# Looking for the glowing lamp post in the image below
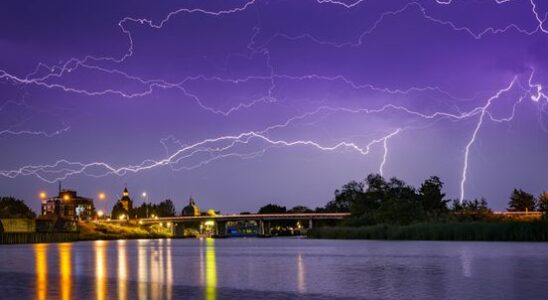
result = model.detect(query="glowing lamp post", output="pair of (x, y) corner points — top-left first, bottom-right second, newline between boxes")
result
(97, 192), (107, 219)
(141, 192), (149, 218)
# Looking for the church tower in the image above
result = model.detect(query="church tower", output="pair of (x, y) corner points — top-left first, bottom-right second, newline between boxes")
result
(119, 187), (133, 212)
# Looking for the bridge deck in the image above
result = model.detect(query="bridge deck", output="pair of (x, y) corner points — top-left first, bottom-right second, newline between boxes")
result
(139, 212), (350, 224)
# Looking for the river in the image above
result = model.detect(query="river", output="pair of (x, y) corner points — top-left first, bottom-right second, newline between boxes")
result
(0, 238), (547, 299)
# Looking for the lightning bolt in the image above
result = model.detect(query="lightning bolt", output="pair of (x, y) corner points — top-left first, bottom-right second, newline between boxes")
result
(0, 0), (546, 206)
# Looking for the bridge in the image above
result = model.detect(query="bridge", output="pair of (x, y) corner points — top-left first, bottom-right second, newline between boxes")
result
(138, 212), (350, 237)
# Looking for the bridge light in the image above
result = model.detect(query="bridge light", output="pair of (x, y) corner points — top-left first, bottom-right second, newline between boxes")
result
(204, 220), (215, 227)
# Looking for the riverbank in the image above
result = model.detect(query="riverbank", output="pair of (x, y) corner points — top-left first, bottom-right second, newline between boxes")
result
(0, 222), (170, 245)
(78, 222), (170, 241)
(307, 221), (548, 241)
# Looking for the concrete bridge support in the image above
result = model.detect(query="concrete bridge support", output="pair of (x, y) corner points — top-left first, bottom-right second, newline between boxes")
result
(257, 220), (272, 237)
(173, 223), (185, 237)
(215, 221), (227, 237)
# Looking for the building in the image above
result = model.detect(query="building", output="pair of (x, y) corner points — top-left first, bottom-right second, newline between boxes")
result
(41, 189), (95, 221)
(181, 197), (200, 216)
(119, 187), (133, 212)
(111, 187), (134, 220)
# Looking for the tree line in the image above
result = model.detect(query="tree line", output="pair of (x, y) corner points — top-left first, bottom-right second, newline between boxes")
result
(316, 174), (548, 226)
(111, 199), (176, 219)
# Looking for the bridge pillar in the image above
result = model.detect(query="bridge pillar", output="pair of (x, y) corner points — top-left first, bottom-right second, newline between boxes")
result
(215, 221), (227, 237)
(308, 219), (313, 229)
(257, 220), (265, 236)
(265, 221), (271, 236)
(173, 223), (185, 237)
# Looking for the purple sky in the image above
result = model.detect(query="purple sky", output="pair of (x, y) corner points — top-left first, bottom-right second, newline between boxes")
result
(0, 0), (547, 213)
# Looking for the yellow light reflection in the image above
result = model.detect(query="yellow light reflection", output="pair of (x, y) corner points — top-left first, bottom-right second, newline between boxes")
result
(117, 240), (128, 300)
(35, 244), (48, 300)
(58, 243), (72, 300)
(150, 242), (160, 300)
(297, 254), (306, 294)
(205, 238), (217, 300)
(138, 240), (148, 300)
(166, 239), (173, 300)
(95, 240), (108, 300)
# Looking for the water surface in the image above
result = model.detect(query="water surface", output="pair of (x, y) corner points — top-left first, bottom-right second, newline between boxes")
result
(1, 238), (548, 299)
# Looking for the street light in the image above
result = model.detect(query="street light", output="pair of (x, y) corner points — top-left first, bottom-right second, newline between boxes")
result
(97, 210), (104, 218)
(141, 192), (149, 218)
(97, 192), (107, 217)
(39, 192), (47, 200)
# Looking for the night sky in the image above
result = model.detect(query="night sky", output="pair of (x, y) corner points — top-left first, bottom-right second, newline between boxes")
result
(0, 0), (547, 213)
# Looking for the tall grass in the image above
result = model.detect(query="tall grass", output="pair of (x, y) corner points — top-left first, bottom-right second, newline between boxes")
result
(307, 221), (548, 241)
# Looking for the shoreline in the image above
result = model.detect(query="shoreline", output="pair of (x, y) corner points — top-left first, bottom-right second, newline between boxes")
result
(307, 221), (548, 242)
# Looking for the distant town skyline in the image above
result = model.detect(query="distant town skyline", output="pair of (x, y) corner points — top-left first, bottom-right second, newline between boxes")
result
(1, 0), (547, 212)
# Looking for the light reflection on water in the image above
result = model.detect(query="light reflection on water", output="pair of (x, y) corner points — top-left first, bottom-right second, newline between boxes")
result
(117, 240), (128, 300)
(204, 238), (217, 300)
(34, 244), (47, 300)
(7, 239), (548, 300)
(95, 240), (107, 300)
(59, 243), (71, 300)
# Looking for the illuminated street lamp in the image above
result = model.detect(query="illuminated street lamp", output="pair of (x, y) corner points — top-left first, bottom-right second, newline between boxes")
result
(141, 192), (149, 218)
(39, 192), (47, 200)
(97, 210), (104, 218)
(97, 192), (107, 217)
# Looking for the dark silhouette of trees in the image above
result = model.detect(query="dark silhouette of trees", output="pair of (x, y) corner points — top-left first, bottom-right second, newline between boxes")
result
(128, 199), (175, 218)
(419, 176), (449, 217)
(452, 198), (492, 221)
(324, 180), (364, 213)
(258, 204), (287, 214)
(321, 173), (501, 225)
(508, 189), (537, 212)
(328, 174), (426, 226)
(157, 199), (176, 217)
(0, 197), (36, 219)
(538, 191), (548, 218)
(376, 177), (423, 225)
(288, 206), (313, 213)
(111, 202), (128, 220)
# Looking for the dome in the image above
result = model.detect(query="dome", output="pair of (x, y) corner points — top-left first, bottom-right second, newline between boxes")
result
(182, 197), (200, 216)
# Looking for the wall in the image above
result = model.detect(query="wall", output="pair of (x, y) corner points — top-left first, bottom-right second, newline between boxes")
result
(0, 218), (36, 233)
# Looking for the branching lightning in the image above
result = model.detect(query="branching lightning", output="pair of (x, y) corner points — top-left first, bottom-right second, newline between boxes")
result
(0, 0), (546, 204)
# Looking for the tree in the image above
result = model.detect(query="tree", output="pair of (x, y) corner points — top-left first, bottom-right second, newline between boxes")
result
(324, 180), (364, 213)
(157, 199), (176, 217)
(538, 191), (548, 218)
(288, 206), (313, 213)
(507, 189), (537, 212)
(452, 198), (492, 221)
(0, 197), (36, 219)
(375, 177), (422, 225)
(111, 202), (127, 220)
(419, 176), (449, 215)
(258, 204), (287, 214)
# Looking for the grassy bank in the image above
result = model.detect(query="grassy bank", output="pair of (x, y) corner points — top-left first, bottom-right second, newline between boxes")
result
(307, 221), (548, 241)
(78, 222), (170, 241)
